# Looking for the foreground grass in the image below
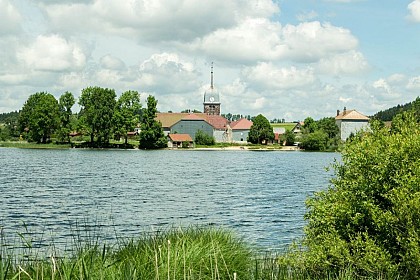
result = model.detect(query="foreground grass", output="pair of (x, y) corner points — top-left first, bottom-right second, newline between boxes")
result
(0, 226), (397, 280)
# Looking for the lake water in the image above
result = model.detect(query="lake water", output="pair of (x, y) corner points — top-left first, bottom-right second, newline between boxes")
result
(0, 147), (338, 254)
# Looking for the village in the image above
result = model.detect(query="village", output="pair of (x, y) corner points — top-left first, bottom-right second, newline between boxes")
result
(159, 67), (370, 149)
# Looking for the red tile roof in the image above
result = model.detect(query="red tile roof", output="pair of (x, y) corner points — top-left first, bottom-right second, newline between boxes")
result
(230, 118), (253, 130)
(205, 115), (229, 130)
(182, 113), (206, 121)
(156, 112), (229, 130)
(168, 134), (193, 142)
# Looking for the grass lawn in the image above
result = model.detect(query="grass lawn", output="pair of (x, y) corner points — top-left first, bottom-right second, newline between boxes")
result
(271, 123), (297, 131)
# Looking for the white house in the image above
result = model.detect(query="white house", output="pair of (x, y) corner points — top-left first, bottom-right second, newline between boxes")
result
(335, 108), (370, 141)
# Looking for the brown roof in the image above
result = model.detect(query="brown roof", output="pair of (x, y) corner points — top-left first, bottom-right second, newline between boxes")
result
(230, 118), (253, 130)
(182, 113), (206, 121)
(156, 113), (187, 128)
(205, 115), (229, 130)
(156, 112), (229, 130)
(335, 109), (369, 121)
(168, 133), (193, 142)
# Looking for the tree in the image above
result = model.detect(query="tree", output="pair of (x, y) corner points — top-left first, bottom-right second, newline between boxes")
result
(290, 111), (420, 278)
(282, 129), (295, 146)
(113, 90), (141, 144)
(18, 92), (60, 143)
(247, 114), (275, 144)
(195, 129), (215, 145)
(79, 87), (116, 146)
(139, 95), (167, 149)
(299, 130), (328, 151)
(317, 117), (339, 139)
(303, 117), (317, 133)
(58, 91), (75, 143)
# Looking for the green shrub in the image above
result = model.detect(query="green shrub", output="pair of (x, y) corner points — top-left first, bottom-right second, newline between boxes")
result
(286, 111), (420, 279)
(195, 129), (215, 145)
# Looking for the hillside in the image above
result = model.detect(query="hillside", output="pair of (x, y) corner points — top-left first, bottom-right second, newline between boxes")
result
(372, 97), (420, 121)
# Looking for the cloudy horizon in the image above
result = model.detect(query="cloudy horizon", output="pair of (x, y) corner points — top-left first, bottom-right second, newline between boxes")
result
(1, 0), (420, 121)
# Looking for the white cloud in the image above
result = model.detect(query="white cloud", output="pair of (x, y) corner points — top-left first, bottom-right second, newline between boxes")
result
(280, 21), (358, 62)
(317, 50), (369, 76)
(100, 54), (126, 70)
(408, 0), (420, 22)
(296, 10), (318, 22)
(407, 76), (420, 90)
(17, 34), (86, 72)
(241, 62), (316, 90)
(138, 53), (200, 94)
(189, 18), (284, 64)
(41, 0), (279, 42)
(0, 0), (22, 36)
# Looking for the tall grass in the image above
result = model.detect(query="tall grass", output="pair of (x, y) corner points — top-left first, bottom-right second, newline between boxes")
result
(0, 226), (400, 280)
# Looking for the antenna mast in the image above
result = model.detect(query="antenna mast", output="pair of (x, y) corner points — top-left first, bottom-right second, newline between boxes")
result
(210, 62), (214, 89)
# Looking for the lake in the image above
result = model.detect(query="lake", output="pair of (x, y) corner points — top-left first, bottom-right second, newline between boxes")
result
(0, 147), (338, 254)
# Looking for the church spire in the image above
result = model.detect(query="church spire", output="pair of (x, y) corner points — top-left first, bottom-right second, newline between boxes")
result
(210, 62), (214, 90)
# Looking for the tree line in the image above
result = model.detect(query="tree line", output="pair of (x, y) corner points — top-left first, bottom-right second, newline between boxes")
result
(8, 87), (166, 148)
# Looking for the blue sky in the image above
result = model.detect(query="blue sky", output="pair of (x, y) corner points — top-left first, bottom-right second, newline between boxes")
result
(1, 0), (420, 121)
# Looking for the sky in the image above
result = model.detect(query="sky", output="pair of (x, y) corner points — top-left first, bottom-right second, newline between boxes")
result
(0, 0), (420, 121)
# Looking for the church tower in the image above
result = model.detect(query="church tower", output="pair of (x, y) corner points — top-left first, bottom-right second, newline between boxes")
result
(203, 62), (221, 115)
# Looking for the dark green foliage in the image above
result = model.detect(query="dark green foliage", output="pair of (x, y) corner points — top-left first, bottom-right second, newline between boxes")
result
(303, 117), (317, 133)
(248, 114), (275, 144)
(287, 111), (420, 279)
(139, 95), (167, 149)
(282, 129), (295, 146)
(113, 90), (141, 144)
(18, 92), (60, 143)
(317, 117), (339, 139)
(195, 129), (215, 145)
(79, 87), (116, 146)
(373, 96), (420, 121)
(57, 91), (75, 143)
(299, 131), (328, 151)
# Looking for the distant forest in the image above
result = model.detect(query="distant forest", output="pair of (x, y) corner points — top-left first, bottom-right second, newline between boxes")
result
(0, 111), (19, 124)
(372, 97), (420, 122)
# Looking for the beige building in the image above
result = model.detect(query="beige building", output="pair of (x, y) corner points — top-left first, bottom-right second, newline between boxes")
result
(335, 108), (370, 141)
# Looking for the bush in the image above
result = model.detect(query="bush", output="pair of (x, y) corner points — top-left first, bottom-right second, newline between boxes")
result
(195, 130), (215, 146)
(286, 111), (420, 279)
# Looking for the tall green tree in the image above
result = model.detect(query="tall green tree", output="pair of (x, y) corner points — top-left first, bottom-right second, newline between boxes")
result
(282, 129), (296, 146)
(58, 91), (75, 143)
(303, 117), (317, 133)
(317, 117), (339, 139)
(113, 90), (141, 144)
(18, 92), (60, 143)
(139, 95), (166, 149)
(247, 114), (274, 144)
(79, 86), (116, 145)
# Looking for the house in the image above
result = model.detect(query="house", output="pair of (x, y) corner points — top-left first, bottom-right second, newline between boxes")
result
(230, 118), (253, 143)
(335, 107), (370, 141)
(167, 133), (194, 148)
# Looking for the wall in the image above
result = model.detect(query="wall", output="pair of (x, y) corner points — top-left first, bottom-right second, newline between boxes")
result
(336, 120), (369, 141)
(171, 120), (214, 140)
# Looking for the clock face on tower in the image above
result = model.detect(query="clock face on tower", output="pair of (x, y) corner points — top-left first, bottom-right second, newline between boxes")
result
(209, 97), (215, 102)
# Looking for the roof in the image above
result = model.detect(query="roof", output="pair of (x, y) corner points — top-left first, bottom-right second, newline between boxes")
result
(205, 115), (229, 130)
(156, 112), (229, 129)
(335, 109), (370, 121)
(182, 113), (206, 121)
(230, 118), (253, 130)
(168, 133), (193, 142)
(156, 113), (186, 128)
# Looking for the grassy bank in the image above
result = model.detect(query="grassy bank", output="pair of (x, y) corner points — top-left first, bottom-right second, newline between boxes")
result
(0, 141), (72, 149)
(0, 226), (390, 280)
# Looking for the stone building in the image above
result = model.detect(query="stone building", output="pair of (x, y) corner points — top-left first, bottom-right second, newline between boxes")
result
(335, 107), (370, 141)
